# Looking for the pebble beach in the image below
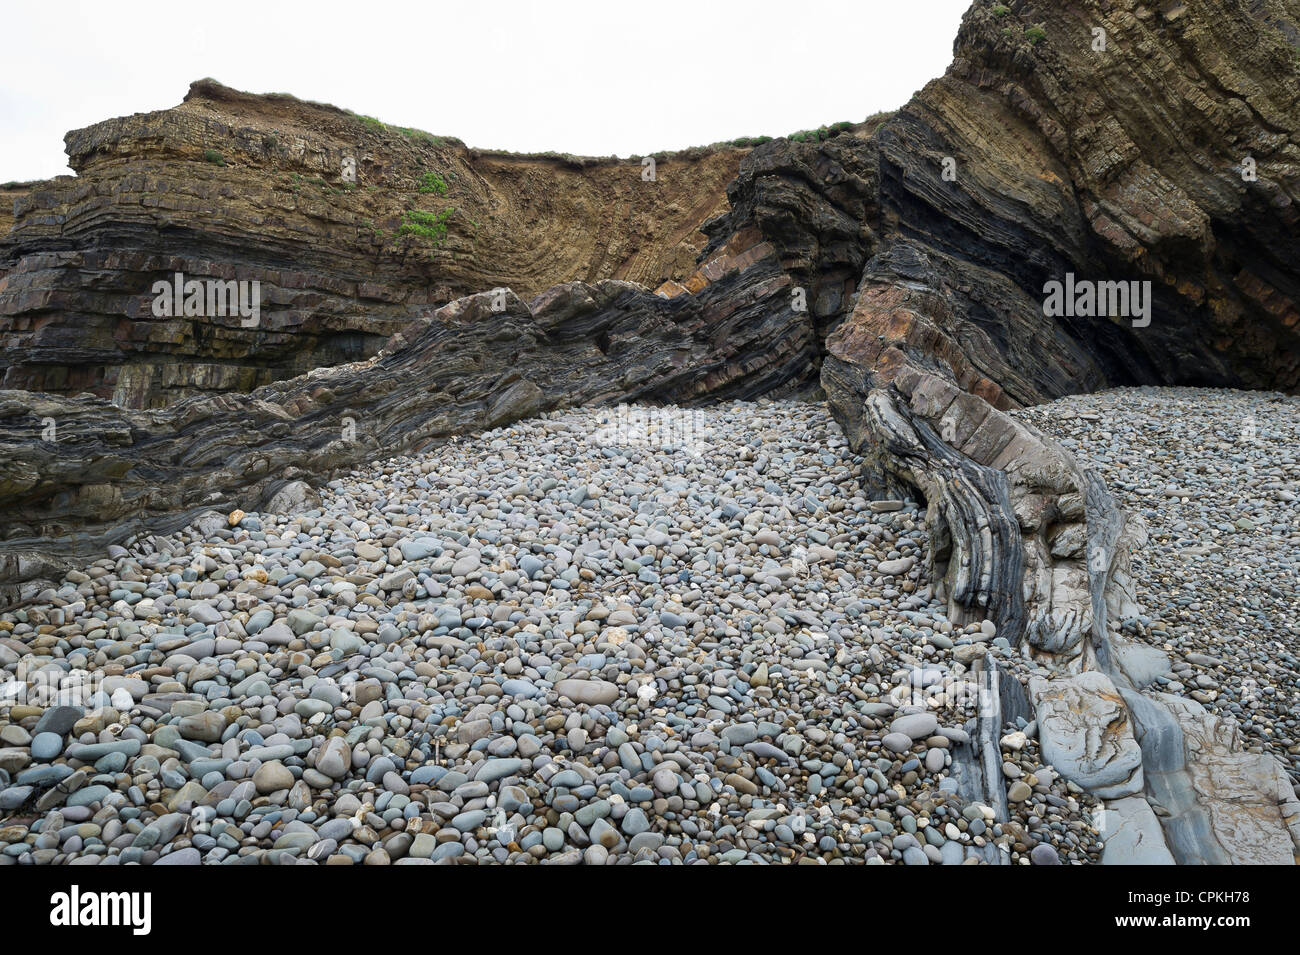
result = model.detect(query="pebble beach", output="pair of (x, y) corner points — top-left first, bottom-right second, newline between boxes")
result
(0, 400), (1103, 865)
(1017, 387), (1300, 787)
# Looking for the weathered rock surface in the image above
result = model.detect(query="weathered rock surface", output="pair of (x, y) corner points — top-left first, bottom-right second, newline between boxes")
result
(1098, 796), (1176, 866)
(815, 0), (1300, 865)
(822, 0), (1300, 651)
(0, 0), (1297, 865)
(868, 0), (1300, 404)
(0, 263), (813, 606)
(1029, 670), (1145, 800)
(1, 79), (747, 407)
(1126, 689), (1300, 865)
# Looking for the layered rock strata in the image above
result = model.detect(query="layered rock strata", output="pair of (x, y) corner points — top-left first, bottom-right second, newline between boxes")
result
(0, 253), (810, 607)
(1, 0), (1298, 862)
(819, 0), (1300, 863)
(0, 80), (746, 407)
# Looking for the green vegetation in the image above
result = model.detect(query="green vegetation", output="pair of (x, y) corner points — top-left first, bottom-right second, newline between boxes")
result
(418, 171), (448, 196)
(398, 208), (454, 245)
(291, 173), (329, 190)
(346, 110), (444, 147)
(1025, 25), (1046, 44)
(860, 110), (895, 134)
(202, 149), (226, 166)
(725, 114), (893, 150)
(992, 4), (1010, 17)
(396, 127), (441, 146)
(788, 120), (854, 143)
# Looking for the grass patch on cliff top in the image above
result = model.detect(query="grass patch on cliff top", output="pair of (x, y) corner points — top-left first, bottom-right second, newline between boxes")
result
(715, 112), (895, 152)
(346, 110), (450, 147)
(788, 120), (855, 143)
(728, 135), (774, 148)
(860, 110), (895, 134)
(396, 127), (442, 146)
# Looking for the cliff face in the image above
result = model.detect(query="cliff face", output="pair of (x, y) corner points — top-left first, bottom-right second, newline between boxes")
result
(823, 0), (1300, 666)
(2, 0), (1297, 601)
(813, 0), (1300, 866)
(15, 1), (1292, 417)
(842, 0), (1300, 414)
(1, 0), (1299, 865)
(0, 80), (746, 407)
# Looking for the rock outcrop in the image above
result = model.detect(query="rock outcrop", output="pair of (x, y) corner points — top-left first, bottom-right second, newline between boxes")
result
(816, 0), (1300, 864)
(0, 80), (747, 407)
(0, 252), (812, 607)
(0, 0), (1298, 863)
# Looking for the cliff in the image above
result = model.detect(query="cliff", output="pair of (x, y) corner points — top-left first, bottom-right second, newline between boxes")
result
(0, 79), (747, 407)
(1, 0), (1298, 864)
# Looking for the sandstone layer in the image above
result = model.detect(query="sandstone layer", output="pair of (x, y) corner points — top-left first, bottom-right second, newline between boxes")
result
(0, 79), (746, 407)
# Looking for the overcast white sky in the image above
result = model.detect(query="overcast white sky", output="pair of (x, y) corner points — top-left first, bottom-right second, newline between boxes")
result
(1, 0), (971, 183)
